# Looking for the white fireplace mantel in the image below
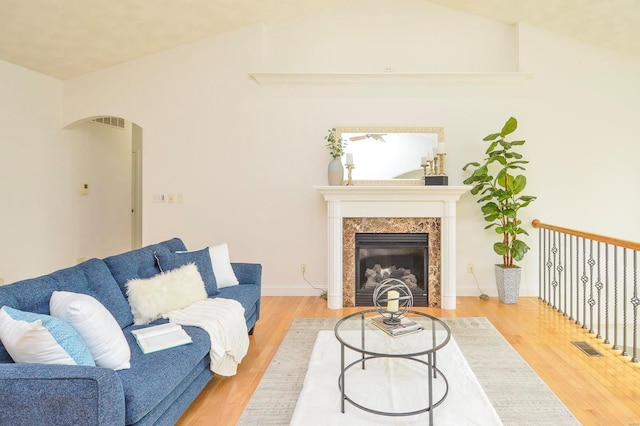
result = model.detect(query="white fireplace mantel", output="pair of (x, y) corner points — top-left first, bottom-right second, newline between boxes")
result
(315, 185), (470, 310)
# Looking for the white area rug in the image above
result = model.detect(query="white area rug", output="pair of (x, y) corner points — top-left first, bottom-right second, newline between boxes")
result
(290, 330), (502, 425)
(238, 317), (580, 425)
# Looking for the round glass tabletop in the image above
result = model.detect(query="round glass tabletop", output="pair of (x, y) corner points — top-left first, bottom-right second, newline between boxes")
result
(334, 309), (451, 357)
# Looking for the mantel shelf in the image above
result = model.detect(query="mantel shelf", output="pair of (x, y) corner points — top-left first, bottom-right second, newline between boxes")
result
(249, 72), (533, 85)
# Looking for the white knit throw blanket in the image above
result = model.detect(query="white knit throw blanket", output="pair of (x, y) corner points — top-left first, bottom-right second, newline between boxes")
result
(163, 298), (249, 376)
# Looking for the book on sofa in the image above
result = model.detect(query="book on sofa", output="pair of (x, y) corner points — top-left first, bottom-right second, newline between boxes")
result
(131, 322), (192, 354)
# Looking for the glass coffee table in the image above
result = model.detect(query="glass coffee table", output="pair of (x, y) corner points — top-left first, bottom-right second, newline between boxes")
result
(334, 309), (451, 425)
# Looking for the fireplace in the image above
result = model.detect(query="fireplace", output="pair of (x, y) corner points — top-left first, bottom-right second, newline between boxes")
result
(355, 233), (428, 306)
(316, 185), (469, 309)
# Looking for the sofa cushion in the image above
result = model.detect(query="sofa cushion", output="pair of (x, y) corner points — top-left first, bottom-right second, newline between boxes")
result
(104, 238), (188, 297)
(126, 264), (208, 325)
(216, 284), (261, 323)
(49, 291), (131, 370)
(209, 244), (239, 289)
(155, 248), (220, 296)
(119, 322), (211, 424)
(0, 306), (95, 366)
(0, 258), (134, 363)
(51, 259), (134, 328)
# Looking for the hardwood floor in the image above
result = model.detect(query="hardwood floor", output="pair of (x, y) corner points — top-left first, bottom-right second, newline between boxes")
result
(176, 296), (640, 426)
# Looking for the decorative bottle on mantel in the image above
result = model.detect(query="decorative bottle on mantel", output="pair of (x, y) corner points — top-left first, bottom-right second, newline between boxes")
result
(324, 128), (347, 186)
(327, 158), (344, 186)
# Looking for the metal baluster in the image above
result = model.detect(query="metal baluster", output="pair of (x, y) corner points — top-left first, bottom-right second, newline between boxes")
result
(576, 236), (581, 326)
(604, 244), (610, 345)
(613, 247), (619, 350)
(538, 226), (543, 300)
(557, 232), (564, 314)
(547, 229), (553, 306)
(569, 235), (574, 321)
(563, 233), (568, 316)
(595, 242), (603, 339)
(552, 230), (558, 309)
(632, 251), (639, 362)
(623, 248), (628, 356)
(582, 238), (589, 329)
(587, 240), (595, 334)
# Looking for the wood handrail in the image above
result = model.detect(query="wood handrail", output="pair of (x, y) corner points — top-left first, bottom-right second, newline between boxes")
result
(531, 219), (640, 252)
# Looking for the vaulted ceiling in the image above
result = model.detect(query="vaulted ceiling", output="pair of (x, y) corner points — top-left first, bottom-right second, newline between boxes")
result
(1, 0), (638, 80)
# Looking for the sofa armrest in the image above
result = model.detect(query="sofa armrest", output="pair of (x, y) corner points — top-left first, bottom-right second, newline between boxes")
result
(231, 263), (262, 287)
(0, 363), (125, 426)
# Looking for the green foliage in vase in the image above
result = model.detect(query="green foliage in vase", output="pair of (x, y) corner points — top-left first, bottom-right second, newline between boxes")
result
(462, 117), (537, 267)
(324, 128), (347, 159)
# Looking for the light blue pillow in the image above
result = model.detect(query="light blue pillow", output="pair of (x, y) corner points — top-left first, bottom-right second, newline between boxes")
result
(0, 306), (95, 366)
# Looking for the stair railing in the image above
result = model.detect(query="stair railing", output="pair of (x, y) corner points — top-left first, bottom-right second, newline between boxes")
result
(532, 219), (640, 362)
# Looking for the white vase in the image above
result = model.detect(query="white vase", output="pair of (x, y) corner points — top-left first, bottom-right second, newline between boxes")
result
(327, 158), (344, 186)
(495, 264), (521, 304)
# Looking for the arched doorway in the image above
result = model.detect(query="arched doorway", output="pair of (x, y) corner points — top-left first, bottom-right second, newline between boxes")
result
(65, 116), (142, 256)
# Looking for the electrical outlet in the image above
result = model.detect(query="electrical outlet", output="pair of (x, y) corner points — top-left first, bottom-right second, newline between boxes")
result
(301, 264), (306, 274)
(467, 263), (474, 273)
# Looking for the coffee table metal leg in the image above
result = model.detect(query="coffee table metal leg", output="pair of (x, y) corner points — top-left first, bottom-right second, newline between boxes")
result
(360, 313), (366, 370)
(340, 343), (345, 413)
(428, 352), (434, 425)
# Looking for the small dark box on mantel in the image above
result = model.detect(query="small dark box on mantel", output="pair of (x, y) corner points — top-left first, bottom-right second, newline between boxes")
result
(424, 175), (448, 186)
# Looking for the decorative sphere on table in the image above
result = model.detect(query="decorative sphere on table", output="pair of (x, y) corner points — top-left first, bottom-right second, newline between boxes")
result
(372, 278), (413, 324)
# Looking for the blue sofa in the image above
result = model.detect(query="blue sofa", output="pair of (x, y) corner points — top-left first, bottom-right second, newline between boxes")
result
(0, 238), (261, 425)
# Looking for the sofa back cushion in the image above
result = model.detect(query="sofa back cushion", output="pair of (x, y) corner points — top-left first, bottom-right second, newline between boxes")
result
(103, 238), (188, 297)
(0, 258), (133, 363)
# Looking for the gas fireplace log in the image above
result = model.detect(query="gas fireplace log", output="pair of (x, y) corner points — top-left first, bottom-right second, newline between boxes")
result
(363, 264), (419, 290)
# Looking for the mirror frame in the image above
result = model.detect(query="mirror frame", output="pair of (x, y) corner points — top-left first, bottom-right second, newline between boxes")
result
(335, 126), (444, 185)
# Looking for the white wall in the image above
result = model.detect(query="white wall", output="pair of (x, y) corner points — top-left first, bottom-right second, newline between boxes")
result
(0, 60), (133, 284)
(57, 0), (640, 300)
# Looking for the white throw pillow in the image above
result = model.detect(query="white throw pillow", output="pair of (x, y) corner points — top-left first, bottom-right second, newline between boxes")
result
(209, 243), (239, 289)
(126, 263), (208, 325)
(50, 291), (131, 370)
(0, 306), (95, 366)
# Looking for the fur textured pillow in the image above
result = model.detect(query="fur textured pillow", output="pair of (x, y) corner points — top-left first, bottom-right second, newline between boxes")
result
(126, 263), (207, 325)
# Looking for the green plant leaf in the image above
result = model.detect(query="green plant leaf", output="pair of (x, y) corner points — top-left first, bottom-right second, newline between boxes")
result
(462, 161), (480, 171)
(494, 242), (510, 256)
(483, 132), (501, 141)
(511, 140), (525, 145)
(484, 141), (498, 154)
(503, 208), (516, 218)
(512, 175), (526, 194)
(500, 117), (517, 136)
(481, 202), (499, 214)
(511, 239), (530, 261)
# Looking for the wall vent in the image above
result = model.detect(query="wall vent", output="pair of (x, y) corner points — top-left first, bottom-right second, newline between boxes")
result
(91, 116), (125, 129)
(571, 341), (603, 357)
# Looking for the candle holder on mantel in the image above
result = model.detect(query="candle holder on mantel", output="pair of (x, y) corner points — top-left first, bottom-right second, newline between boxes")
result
(345, 164), (355, 186)
(437, 152), (446, 176)
(373, 278), (413, 324)
(425, 153), (448, 185)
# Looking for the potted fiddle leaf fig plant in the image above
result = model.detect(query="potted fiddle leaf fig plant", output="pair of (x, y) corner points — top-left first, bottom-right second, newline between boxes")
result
(462, 117), (536, 303)
(325, 128), (347, 186)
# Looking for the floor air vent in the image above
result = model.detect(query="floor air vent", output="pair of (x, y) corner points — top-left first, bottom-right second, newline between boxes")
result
(571, 341), (603, 357)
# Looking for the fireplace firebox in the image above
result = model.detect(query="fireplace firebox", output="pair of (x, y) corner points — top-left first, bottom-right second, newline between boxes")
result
(354, 233), (428, 307)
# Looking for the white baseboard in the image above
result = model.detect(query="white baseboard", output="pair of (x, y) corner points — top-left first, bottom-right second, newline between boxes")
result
(457, 282), (539, 298)
(261, 283), (538, 298)
(261, 283), (327, 297)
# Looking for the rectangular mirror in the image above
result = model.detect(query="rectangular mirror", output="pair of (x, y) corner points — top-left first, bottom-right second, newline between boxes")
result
(336, 127), (444, 183)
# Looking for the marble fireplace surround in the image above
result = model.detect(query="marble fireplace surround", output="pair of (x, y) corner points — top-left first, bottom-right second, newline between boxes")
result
(316, 186), (469, 310)
(343, 217), (441, 307)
